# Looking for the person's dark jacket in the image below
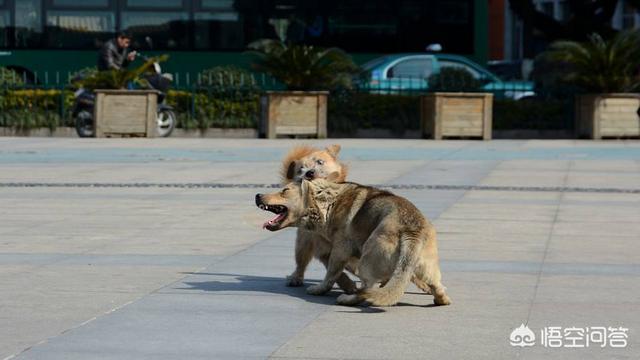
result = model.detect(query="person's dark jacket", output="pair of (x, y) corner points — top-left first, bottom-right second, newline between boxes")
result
(97, 39), (131, 71)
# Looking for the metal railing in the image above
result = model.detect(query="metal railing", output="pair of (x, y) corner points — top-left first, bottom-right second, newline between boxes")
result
(0, 70), (576, 135)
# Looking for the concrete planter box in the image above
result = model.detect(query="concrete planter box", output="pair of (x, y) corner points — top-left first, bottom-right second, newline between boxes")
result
(421, 92), (493, 140)
(94, 90), (158, 138)
(575, 94), (640, 139)
(259, 91), (328, 139)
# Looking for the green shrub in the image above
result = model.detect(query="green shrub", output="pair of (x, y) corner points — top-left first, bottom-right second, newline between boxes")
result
(329, 91), (420, 135)
(0, 67), (25, 86)
(0, 109), (63, 130)
(0, 89), (74, 129)
(247, 39), (359, 90)
(73, 55), (168, 90)
(544, 30), (640, 93)
(167, 89), (259, 130)
(427, 67), (482, 92)
(493, 98), (568, 130)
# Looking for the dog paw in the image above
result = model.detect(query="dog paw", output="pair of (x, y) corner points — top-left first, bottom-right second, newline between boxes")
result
(306, 284), (328, 295)
(286, 275), (304, 287)
(434, 295), (452, 306)
(337, 294), (360, 306)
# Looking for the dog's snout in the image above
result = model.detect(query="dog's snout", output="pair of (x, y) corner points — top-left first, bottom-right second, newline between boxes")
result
(255, 194), (263, 206)
(305, 169), (315, 179)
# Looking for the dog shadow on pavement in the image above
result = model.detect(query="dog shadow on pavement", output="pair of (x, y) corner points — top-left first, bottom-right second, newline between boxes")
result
(178, 272), (346, 306)
(177, 272), (434, 313)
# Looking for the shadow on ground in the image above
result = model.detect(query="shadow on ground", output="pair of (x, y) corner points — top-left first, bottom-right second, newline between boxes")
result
(178, 272), (348, 306)
(177, 272), (434, 312)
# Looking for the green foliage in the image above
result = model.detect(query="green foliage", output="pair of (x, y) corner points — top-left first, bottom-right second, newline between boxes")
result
(0, 67), (25, 86)
(427, 67), (482, 92)
(73, 55), (169, 90)
(0, 89), (74, 130)
(329, 91), (420, 135)
(197, 66), (258, 89)
(544, 30), (640, 93)
(493, 98), (568, 130)
(167, 90), (259, 130)
(247, 39), (359, 90)
(69, 67), (98, 88)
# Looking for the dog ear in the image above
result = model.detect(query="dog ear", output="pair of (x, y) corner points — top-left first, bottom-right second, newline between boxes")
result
(286, 161), (297, 181)
(325, 144), (341, 158)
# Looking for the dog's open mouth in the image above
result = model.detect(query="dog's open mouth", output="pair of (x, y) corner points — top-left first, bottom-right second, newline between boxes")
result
(259, 204), (288, 230)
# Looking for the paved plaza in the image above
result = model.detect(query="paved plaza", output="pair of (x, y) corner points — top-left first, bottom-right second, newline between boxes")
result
(0, 138), (639, 359)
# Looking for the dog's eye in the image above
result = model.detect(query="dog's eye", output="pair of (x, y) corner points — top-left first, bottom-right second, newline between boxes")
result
(316, 159), (324, 165)
(282, 188), (289, 194)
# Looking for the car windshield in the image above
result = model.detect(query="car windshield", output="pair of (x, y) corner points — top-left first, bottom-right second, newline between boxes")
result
(361, 57), (389, 71)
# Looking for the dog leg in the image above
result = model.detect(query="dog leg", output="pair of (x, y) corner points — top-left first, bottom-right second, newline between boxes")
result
(415, 262), (451, 306)
(317, 253), (357, 295)
(307, 247), (350, 296)
(286, 229), (315, 287)
(411, 275), (432, 295)
(337, 275), (376, 306)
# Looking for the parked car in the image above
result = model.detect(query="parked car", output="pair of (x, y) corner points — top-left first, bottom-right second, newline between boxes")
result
(359, 54), (535, 100)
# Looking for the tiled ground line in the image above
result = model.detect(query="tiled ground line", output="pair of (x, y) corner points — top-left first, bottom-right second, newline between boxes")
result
(0, 182), (638, 194)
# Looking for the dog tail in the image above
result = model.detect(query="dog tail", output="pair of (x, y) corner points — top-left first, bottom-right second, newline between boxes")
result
(359, 234), (423, 306)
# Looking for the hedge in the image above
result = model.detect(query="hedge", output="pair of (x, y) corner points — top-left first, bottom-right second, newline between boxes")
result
(493, 98), (570, 130)
(0, 86), (571, 133)
(0, 89), (74, 129)
(328, 91), (421, 135)
(167, 89), (259, 130)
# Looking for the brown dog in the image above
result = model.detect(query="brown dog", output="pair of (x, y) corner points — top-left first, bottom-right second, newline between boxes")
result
(277, 145), (355, 293)
(256, 179), (451, 306)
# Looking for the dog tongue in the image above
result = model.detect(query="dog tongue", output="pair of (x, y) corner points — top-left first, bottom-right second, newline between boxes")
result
(262, 212), (286, 229)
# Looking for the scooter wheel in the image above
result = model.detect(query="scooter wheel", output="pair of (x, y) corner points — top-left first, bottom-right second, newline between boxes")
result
(75, 110), (95, 138)
(156, 109), (176, 137)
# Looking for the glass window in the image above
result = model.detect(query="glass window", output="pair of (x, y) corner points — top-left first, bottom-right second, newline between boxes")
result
(15, 0), (42, 48)
(121, 12), (188, 49)
(435, 0), (470, 24)
(541, 2), (554, 17)
(438, 60), (481, 78)
(388, 58), (433, 79)
(0, 11), (9, 48)
(194, 12), (243, 50)
(622, 2), (637, 29)
(201, 0), (234, 9)
(126, 0), (182, 8)
(45, 11), (115, 48)
(52, 0), (109, 7)
(362, 57), (389, 72)
(558, 2), (570, 21)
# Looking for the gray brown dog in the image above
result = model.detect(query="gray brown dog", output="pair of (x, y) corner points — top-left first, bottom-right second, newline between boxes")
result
(256, 179), (451, 306)
(277, 145), (355, 293)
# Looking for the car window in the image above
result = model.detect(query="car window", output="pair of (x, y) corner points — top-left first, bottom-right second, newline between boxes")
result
(438, 60), (482, 79)
(387, 58), (432, 79)
(362, 57), (388, 71)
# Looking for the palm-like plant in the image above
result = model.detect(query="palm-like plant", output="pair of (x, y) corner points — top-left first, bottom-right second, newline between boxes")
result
(74, 55), (169, 91)
(544, 30), (640, 93)
(247, 39), (359, 91)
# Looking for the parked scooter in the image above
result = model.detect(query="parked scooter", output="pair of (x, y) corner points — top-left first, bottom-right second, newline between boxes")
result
(73, 54), (176, 138)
